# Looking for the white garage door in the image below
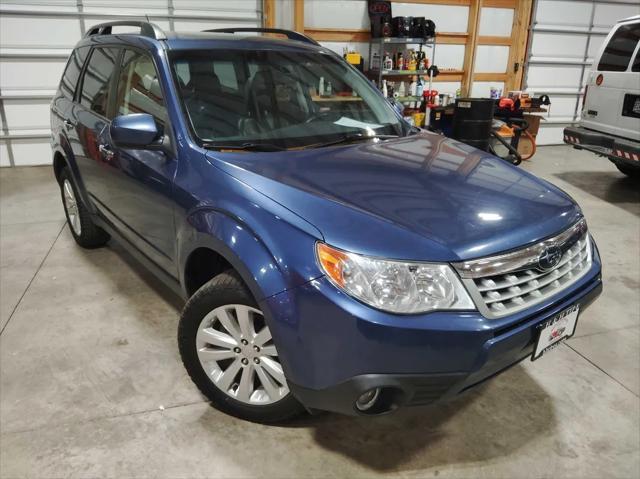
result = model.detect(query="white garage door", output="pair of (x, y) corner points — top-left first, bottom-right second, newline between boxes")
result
(0, 0), (262, 167)
(524, 0), (640, 145)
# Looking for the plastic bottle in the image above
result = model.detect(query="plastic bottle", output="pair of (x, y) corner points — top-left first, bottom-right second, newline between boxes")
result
(383, 52), (393, 70)
(326, 81), (333, 96)
(318, 77), (325, 96)
(409, 51), (417, 71)
(409, 78), (417, 96)
(398, 81), (406, 97)
(416, 77), (424, 97)
(382, 80), (388, 98)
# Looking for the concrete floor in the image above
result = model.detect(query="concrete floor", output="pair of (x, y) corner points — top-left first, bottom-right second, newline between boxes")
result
(0, 146), (638, 478)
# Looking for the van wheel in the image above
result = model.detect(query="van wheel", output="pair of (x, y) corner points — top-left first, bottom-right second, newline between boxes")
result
(178, 270), (304, 423)
(59, 167), (110, 248)
(616, 163), (639, 178)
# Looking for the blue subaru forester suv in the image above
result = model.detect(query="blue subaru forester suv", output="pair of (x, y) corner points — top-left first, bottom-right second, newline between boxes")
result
(50, 22), (602, 422)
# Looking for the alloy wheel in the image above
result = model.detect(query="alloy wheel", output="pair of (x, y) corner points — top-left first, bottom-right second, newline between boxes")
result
(62, 179), (81, 235)
(196, 304), (289, 405)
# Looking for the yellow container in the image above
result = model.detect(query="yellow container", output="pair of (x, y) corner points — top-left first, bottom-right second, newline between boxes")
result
(413, 112), (426, 127)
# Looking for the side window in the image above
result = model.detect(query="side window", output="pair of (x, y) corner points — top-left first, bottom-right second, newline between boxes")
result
(80, 47), (120, 117)
(633, 49), (640, 72)
(60, 46), (90, 99)
(598, 23), (640, 72)
(115, 49), (168, 126)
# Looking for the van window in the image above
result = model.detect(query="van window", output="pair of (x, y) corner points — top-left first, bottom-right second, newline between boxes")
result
(597, 23), (640, 72)
(79, 47), (120, 117)
(633, 49), (640, 72)
(60, 47), (90, 99)
(115, 49), (168, 126)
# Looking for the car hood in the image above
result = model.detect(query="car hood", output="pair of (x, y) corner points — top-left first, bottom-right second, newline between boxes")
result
(207, 133), (582, 262)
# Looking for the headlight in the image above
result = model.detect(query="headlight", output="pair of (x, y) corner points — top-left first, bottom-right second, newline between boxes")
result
(316, 243), (475, 314)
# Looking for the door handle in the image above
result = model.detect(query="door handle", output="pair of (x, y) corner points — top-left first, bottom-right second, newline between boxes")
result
(98, 144), (115, 160)
(63, 119), (76, 129)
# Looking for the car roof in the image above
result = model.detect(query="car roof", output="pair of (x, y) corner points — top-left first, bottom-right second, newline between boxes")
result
(162, 31), (324, 52)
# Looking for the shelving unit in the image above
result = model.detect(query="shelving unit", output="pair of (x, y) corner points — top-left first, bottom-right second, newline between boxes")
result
(367, 36), (436, 104)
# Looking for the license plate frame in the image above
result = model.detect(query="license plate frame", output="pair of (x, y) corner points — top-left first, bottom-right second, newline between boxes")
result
(532, 304), (580, 361)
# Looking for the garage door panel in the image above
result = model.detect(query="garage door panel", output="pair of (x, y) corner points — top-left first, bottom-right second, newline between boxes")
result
(5, 140), (52, 166)
(0, 59), (67, 90)
(0, 143), (11, 167)
(534, 1), (593, 26)
(2, 100), (52, 131)
(1, 15), (81, 47)
(527, 65), (584, 89)
(531, 33), (588, 59)
(544, 96), (579, 118)
(593, 3), (640, 29)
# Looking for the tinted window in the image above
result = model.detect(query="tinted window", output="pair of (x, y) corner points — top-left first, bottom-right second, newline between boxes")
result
(60, 47), (90, 99)
(80, 47), (120, 117)
(633, 49), (640, 72)
(115, 50), (168, 125)
(598, 23), (640, 72)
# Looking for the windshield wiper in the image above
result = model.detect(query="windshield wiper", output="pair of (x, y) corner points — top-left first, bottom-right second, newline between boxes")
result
(202, 142), (286, 152)
(311, 133), (399, 149)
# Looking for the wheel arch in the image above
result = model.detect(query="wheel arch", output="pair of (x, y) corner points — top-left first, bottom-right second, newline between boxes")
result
(178, 208), (293, 302)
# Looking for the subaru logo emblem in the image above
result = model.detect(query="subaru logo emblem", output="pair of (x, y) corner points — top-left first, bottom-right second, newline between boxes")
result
(537, 246), (562, 271)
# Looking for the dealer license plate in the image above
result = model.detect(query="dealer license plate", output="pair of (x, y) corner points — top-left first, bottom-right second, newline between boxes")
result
(532, 305), (579, 360)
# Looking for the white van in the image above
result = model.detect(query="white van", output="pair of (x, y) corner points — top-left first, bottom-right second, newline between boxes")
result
(564, 15), (640, 178)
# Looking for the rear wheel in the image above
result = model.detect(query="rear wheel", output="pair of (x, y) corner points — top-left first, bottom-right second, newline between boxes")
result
(178, 270), (304, 423)
(59, 167), (110, 248)
(615, 163), (640, 178)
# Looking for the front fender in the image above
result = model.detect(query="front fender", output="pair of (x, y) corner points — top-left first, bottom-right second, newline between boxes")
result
(177, 208), (323, 301)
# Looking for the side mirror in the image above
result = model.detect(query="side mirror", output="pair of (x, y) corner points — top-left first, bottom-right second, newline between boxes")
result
(110, 113), (162, 149)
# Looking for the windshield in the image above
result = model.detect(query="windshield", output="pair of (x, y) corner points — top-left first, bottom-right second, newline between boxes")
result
(169, 48), (406, 149)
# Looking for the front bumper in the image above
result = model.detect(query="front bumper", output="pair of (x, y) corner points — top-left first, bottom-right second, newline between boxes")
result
(564, 126), (640, 169)
(260, 246), (603, 416)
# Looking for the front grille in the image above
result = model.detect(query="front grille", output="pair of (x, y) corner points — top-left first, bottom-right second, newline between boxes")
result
(453, 220), (593, 319)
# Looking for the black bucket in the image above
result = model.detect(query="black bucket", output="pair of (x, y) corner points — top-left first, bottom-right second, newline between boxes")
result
(452, 98), (495, 151)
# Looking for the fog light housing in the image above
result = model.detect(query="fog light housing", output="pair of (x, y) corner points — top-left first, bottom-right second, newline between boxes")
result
(355, 388), (381, 411)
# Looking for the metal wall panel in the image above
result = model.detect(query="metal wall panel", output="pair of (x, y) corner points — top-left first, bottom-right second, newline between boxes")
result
(0, 0), (262, 166)
(523, 0), (640, 145)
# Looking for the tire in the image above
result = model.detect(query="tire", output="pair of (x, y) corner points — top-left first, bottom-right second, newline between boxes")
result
(616, 163), (640, 178)
(59, 167), (110, 248)
(178, 270), (305, 423)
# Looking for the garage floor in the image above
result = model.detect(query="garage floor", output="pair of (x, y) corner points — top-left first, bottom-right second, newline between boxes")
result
(1, 146), (638, 478)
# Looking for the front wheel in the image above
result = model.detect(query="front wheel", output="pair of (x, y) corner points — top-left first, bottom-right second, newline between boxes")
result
(178, 270), (304, 423)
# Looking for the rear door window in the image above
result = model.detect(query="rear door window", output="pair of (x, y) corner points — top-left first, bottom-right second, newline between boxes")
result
(597, 23), (640, 72)
(79, 47), (120, 117)
(60, 46), (90, 99)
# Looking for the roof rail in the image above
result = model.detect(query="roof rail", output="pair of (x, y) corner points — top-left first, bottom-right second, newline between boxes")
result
(203, 28), (320, 46)
(84, 21), (167, 40)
